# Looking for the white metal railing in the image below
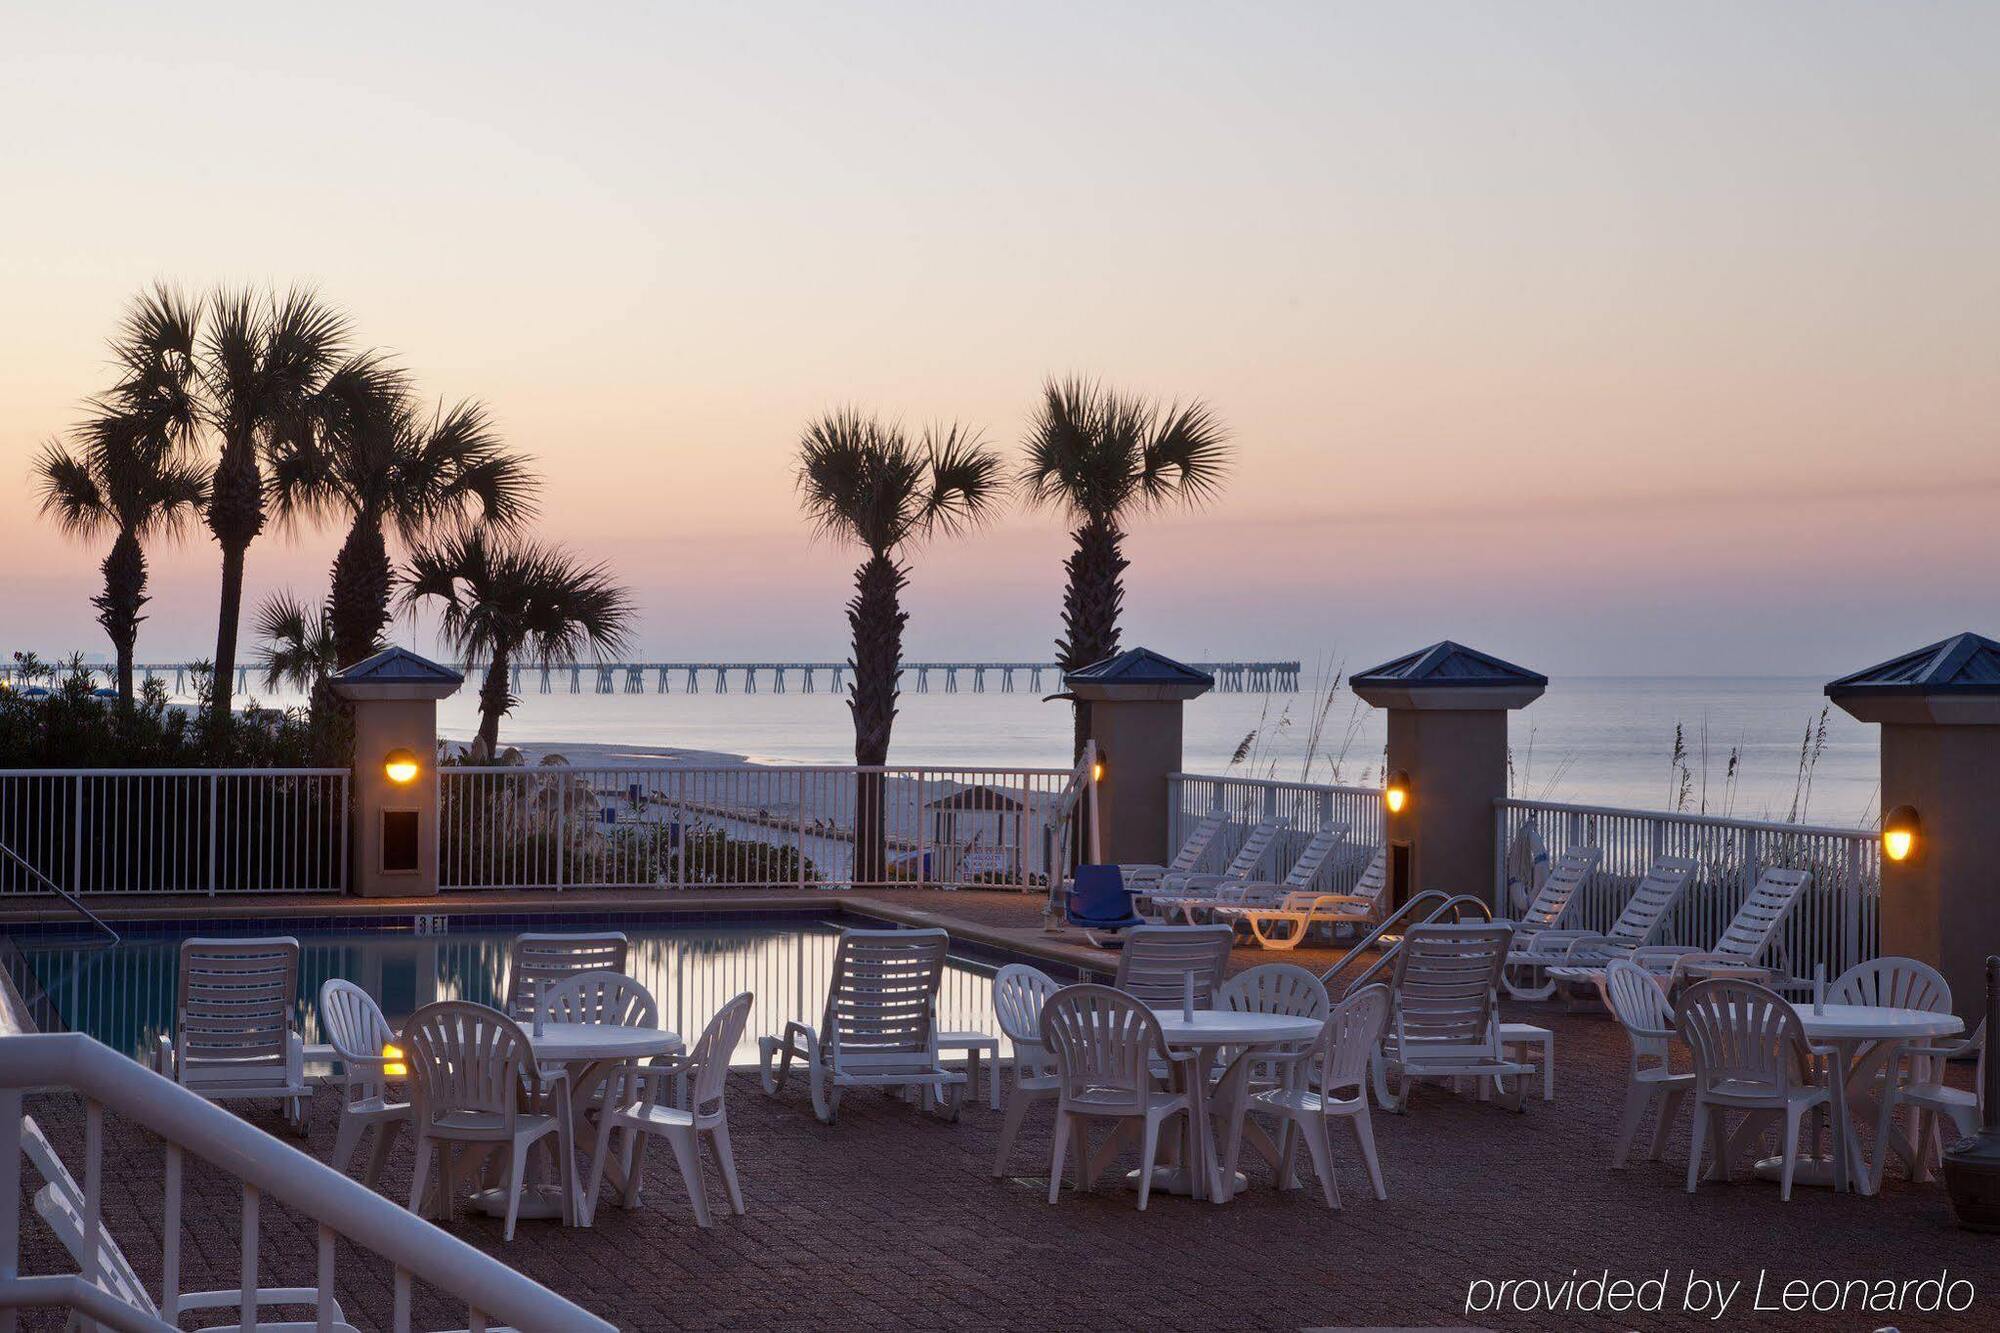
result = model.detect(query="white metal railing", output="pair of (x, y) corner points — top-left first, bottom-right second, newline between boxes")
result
(437, 763), (1091, 891)
(0, 1032), (609, 1332)
(1495, 798), (1881, 979)
(0, 770), (348, 896)
(1167, 773), (1383, 894)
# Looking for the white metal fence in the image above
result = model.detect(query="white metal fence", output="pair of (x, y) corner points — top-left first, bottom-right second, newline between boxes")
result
(0, 770), (349, 896)
(1166, 773), (1383, 893)
(437, 763), (1089, 891)
(1495, 798), (1881, 979)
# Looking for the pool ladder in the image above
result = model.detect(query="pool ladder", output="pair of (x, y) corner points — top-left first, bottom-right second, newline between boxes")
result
(1318, 888), (1492, 999)
(0, 838), (119, 946)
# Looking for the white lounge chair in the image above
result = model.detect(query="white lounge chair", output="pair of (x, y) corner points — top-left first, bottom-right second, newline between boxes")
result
(1494, 847), (1601, 1000)
(1138, 818), (1288, 922)
(1548, 865), (1814, 997)
(1039, 983), (1198, 1211)
(507, 932), (629, 1019)
(319, 978), (411, 1187)
(990, 963), (1063, 1178)
(1507, 855), (1695, 1000)
(1373, 923), (1534, 1114)
(1115, 814), (1227, 892)
(1677, 978), (1843, 1201)
(1220, 847), (1388, 950)
(589, 991), (754, 1227)
(757, 927), (966, 1123)
(21, 1112), (356, 1330)
(1206, 822), (1354, 913)
(403, 1000), (577, 1241)
(1113, 924), (1234, 1009)
(157, 937), (310, 1136)
(1217, 983), (1390, 1207)
(1603, 959), (1692, 1168)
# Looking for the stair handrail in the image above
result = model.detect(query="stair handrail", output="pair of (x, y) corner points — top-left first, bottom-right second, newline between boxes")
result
(0, 840), (118, 946)
(0, 1032), (610, 1332)
(1319, 892), (1497, 998)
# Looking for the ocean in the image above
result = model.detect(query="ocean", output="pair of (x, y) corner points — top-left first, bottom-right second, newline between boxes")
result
(410, 674), (1878, 829)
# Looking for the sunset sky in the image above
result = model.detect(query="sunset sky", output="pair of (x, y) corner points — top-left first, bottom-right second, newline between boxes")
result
(4, 2), (1995, 676)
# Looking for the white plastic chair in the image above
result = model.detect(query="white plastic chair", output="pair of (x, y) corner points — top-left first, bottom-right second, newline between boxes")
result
(402, 1001), (576, 1241)
(1113, 924), (1234, 1009)
(1509, 856), (1697, 971)
(1603, 960), (1692, 1168)
(1217, 963), (1330, 1087)
(1222, 846), (1388, 950)
(1217, 983), (1391, 1208)
(1374, 923), (1533, 1113)
(506, 932), (630, 1019)
(1676, 979), (1842, 1201)
(1207, 822), (1353, 911)
(318, 979), (411, 1187)
(589, 991), (754, 1228)
(1548, 865), (1815, 997)
(158, 937), (309, 1136)
(757, 927), (965, 1123)
(1039, 984), (1197, 1211)
(1883, 1021), (1986, 1185)
(1140, 818), (1288, 921)
(1116, 815), (1226, 891)
(990, 964), (1063, 1177)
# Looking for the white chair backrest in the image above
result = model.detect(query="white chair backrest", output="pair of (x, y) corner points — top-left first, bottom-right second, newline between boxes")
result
(1216, 819), (1287, 882)
(1830, 956), (1951, 1014)
(507, 933), (629, 1019)
(20, 1114), (157, 1316)
(1711, 867), (1812, 964)
(1280, 823), (1351, 889)
(1114, 925), (1233, 1009)
(1604, 959), (1676, 1070)
(1605, 856), (1697, 946)
(684, 992), (755, 1117)
(1519, 848), (1600, 930)
(993, 964), (1061, 1078)
(1219, 964), (1329, 1022)
(541, 970), (659, 1027)
(403, 1001), (532, 1130)
(1315, 984), (1390, 1094)
(1389, 923), (1511, 1051)
(823, 928), (949, 1064)
(1338, 847), (1389, 911)
(1167, 816), (1227, 874)
(319, 978), (398, 1098)
(1677, 979), (1814, 1098)
(1039, 984), (1170, 1117)
(176, 936), (299, 1081)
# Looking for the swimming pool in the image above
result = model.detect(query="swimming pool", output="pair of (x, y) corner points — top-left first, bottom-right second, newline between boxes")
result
(3, 913), (1073, 1067)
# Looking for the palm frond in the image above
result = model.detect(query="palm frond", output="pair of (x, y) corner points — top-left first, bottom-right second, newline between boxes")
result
(33, 442), (110, 538)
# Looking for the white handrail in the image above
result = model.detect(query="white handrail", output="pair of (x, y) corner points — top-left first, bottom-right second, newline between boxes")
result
(0, 1033), (610, 1332)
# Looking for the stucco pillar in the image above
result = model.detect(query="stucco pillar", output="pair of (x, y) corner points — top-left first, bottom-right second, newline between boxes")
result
(1064, 649), (1214, 867)
(329, 647), (464, 898)
(1352, 642), (1546, 912)
(1828, 632), (2000, 1018)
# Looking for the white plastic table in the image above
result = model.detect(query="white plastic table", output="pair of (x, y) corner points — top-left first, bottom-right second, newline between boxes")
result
(1142, 1009), (1325, 1203)
(1734, 1004), (1962, 1195)
(466, 1022), (684, 1225)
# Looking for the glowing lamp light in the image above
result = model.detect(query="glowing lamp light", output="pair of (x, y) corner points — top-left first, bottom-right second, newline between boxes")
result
(1091, 758), (1106, 783)
(1384, 769), (1412, 815)
(383, 748), (420, 785)
(1882, 805), (1920, 863)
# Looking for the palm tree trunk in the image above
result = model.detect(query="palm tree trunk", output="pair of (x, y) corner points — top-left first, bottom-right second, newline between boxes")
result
(206, 438), (266, 738)
(93, 529), (147, 706)
(476, 650), (513, 758)
(1056, 515), (1127, 760)
(329, 512), (392, 671)
(847, 551), (906, 884)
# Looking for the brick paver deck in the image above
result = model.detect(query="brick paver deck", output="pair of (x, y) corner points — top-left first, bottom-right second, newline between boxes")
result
(9, 890), (1996, 1331)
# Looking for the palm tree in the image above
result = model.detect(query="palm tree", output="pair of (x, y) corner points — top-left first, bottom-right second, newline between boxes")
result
(796, 409), (1003, 881)
(251, 590), (340, 695)
(269, 362), (537, 670)
(1019, 377), (1232, 755)
(400, 528), (632, 757)
(33, 408), (209, 703)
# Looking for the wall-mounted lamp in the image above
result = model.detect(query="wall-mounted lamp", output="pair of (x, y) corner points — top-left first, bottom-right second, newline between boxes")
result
(384, 748), (420, 785)
(1384, 769), (1412, 815)
(1882, 804), (1920, 863)
(1091, 756), (1106, 784)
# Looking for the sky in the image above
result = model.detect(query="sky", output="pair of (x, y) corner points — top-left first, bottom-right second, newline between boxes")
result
(3, 2), (1996, 677)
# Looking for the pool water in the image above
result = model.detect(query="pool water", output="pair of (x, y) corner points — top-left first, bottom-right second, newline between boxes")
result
(7, 919), (1018, 1068)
